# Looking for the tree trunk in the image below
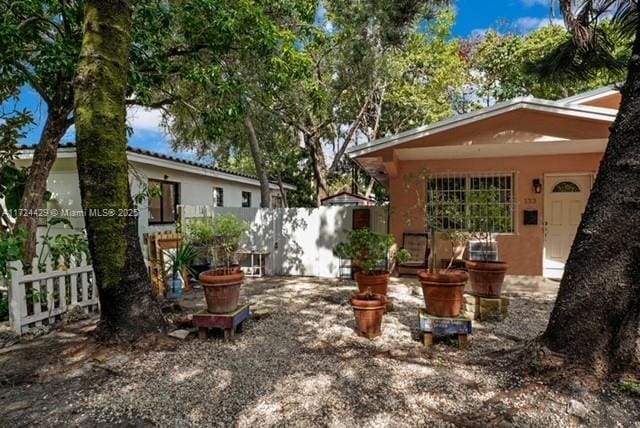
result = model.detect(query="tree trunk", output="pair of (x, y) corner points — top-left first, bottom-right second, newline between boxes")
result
(15, 107), (72, 266)
(74, 0), (166, 340)
(304, 134), (329, 206)
(244, 116), (271, 208)
(542, 18), (640, 375)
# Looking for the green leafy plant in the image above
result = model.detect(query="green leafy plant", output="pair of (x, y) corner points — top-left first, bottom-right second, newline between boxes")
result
(0, 227), (27, 278)
(210, 214), (249, 272)
(466, 187), (511, 262)
(184, 217), (216, 247)
(37, 218), (90, 269)
(334, 229), (407, 275)
(164, 244), (202, 281)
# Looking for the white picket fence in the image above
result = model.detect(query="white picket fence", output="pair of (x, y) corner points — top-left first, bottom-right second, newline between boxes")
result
(7, 255), (99, 335)
(180, 205), (390, 278)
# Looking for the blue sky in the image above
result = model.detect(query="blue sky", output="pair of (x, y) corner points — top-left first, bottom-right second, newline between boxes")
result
(11, 0), (559, 157)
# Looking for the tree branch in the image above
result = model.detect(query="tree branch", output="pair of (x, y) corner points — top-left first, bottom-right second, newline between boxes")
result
(329, 95), (371, 173)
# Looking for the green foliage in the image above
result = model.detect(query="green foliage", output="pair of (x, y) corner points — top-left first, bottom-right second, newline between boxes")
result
(184, 218), (216, 247)
(0, 226), (26, 277)
(334, 229), (404, 275)
(37, 218), (89, 268)
(210, 215), (249, 270)
(0, 109), (32, 166)
(165, 244), (202, 280)
(467, 24), (629, 103)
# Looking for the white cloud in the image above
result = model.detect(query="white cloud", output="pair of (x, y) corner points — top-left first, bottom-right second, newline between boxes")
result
(126, 106), (167, 133)
(514, 16), (563, 33)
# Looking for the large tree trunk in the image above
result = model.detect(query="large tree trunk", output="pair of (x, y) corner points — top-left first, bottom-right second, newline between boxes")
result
(15, 106), (72, 266)
(244, 116), (271, 208)
(74, 0), (166, 340)
(542, 18), (640, 375)
(304, 134), (329, 206)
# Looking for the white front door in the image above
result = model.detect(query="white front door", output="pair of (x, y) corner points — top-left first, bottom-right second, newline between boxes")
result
(543, 174), (592, 279)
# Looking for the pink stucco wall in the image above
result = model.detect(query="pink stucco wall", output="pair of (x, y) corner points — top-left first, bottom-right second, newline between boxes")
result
(388, 153), (604, 276)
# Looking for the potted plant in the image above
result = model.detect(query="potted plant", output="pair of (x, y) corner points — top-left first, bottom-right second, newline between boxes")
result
(464, 188), (509, 298)
(351, 288), (386, 338)
(198, 214), (249, 313)
(334, 228), (410, 296)
(418, 187), (469, 318)
(165, 244), (202, 299)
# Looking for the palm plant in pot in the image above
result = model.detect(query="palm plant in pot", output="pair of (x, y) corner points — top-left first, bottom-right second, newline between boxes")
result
(165, 244), (202, 299)
(198, 214), (249, 313)
(464, 188), (509, 298)
(418, 189), (470, 318)
(334, 228), (410, 296)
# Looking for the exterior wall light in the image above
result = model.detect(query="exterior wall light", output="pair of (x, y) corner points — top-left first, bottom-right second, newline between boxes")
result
(532, 178), (542, 194)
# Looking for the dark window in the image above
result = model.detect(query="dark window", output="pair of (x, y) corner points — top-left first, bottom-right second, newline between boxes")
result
(148, 179), (179, 224)
(214, 187), (224, 207)
(427, 174), (514, 233)
(241, 191), (251, 207)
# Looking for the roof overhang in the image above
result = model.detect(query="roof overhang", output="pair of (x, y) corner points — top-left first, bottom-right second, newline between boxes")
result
(347, 97), (616, 159)
(16, 147), (296, 191)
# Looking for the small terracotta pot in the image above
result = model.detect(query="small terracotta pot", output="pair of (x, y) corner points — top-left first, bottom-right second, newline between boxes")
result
(199, 268), (244, 313)
(418, 270), (469, 317)
(465, 260), (508, 298)
(354, 271), (390, 296)
(351, 292), (387, 338)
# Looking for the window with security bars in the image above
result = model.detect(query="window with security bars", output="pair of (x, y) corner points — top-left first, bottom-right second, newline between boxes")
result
(426, 173), (514, 233)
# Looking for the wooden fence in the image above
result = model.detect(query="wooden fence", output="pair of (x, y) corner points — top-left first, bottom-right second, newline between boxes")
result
(8, 255), (99, 335)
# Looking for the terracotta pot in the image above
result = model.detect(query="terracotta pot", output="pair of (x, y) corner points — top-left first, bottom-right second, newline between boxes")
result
(198, 268), (244, 313)
(354, 271), (390, 296)
(417, 270), (469, 317)
(351, 292), (387, 338)
(465, 260), (508, 298)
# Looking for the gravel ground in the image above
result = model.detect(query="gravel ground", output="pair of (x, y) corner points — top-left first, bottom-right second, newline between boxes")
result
(65, 276), (640, 427)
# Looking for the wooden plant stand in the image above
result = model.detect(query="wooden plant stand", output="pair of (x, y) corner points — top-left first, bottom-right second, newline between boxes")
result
(192, 304), (250, 341)
(419, 308), (472, 350)
(463, 293), (509, 321)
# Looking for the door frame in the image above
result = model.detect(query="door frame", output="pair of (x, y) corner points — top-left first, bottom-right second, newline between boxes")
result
(542, 172), (594, 279)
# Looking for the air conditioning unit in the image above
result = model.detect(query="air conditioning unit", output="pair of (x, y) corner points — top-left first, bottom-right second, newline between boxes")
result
(468, 240), (498, 261)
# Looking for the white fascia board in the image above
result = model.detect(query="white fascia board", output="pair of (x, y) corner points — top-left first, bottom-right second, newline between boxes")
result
(17, 148), (296, 191)
(559, 85), (619, 104)
(17, 147), (76, 160)
(346, 98), (617, 158)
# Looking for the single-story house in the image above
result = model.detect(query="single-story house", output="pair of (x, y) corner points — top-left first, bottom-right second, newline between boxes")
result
(321, 191), (376, 207)
(16, 143), (295, 240)
(348, 85), (621, 279)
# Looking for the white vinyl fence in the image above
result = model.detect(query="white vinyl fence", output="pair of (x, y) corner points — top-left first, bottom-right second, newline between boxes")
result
(180, 205), (389, 278)
(8, 255), (99, 335)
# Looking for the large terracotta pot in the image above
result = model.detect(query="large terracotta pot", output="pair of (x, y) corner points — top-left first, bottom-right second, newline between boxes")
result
(198, 268), (244, 313)
(354, 271), (390, 296)
(351, 292), (387, 339)
(465, 260), (508, 298)
(417, 270), (469, 317)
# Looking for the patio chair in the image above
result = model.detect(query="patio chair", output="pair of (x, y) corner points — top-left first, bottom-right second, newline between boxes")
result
(397, 232), (430, 276)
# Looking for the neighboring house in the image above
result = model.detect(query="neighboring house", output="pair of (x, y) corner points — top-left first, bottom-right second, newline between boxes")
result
(15, 143), (295, 240)
(348, 85), (621, 279)
(321, 191), (376, 207)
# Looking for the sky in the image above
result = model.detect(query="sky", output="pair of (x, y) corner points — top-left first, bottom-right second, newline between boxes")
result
(10, 0), (560, 158)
